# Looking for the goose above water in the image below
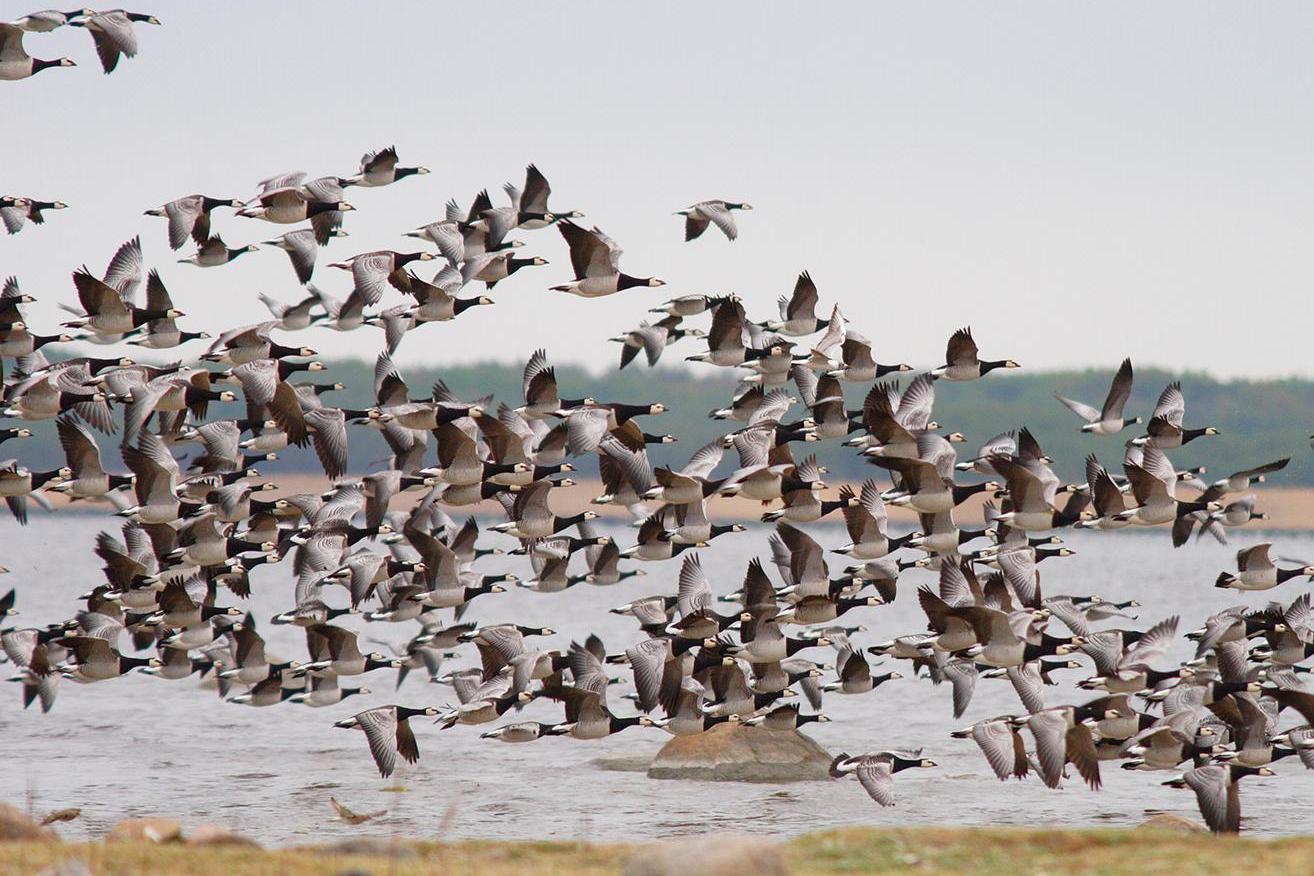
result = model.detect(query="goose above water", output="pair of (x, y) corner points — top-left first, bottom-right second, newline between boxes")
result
(334, 704), (438, 777)
(1215, 543), (1314, 591)
(1131, 382), (1219, 449)
(828, 750), (936, 806)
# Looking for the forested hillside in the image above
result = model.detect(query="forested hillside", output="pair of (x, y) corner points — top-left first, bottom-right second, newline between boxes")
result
(16, 361), (1313, 486)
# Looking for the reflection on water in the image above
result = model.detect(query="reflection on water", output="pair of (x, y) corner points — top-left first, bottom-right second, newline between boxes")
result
(3, 515), (1311, 844)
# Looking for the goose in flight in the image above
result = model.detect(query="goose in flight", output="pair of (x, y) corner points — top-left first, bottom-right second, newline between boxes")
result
(551, 221), (664, 297)
(1132, 381), (1219, 449)
(341, 146), (429, 187)
(504, 164), (581, 229)
(676, 200), (752, 242)
(828, 751), (937, 806)
(145, 194), (243, 250)
(932, 327), (1019, 381)
(67, 9), (161, 74)
(0, 22), (76, 79)
(1, 197), (68, 234)
(1054, 358), (1138, 434)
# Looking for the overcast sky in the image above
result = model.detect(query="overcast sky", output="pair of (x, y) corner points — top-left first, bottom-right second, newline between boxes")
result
(5, 2), (1313, 377)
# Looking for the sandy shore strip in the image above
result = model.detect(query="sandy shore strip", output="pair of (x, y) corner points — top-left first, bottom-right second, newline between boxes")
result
(6, 823), (1314, 876)
(39, 478), (1314, 531)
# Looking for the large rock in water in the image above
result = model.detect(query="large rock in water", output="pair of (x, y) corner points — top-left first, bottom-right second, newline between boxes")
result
(647, 724), (831, 782)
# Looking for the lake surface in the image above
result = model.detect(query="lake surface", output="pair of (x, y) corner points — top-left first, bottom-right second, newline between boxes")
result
(3, 515), (1312, 844)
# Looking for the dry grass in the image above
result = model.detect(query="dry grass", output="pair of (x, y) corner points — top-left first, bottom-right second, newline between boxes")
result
(6, 827), (1314, 876)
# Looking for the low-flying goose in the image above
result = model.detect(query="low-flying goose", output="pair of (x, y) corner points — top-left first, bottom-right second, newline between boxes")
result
(551, 221), (664, 297)
(743, 702), (831, 732)
(0, 23), (76, 79)
(834, 480), (904, 559)
(828, 751), (936, 806)
(341, 146), (429, 187)
(1054, 358), (1138, 434)
(1163, 763), (1274, 833)
(489, 479), (596, 539)
(67, 9), (160, 73)
(1215, 544), (1314, 591)
(1115, 446), (1220, 526)
(868, 455), (995, 515)
(480, 721), (557, 743)
(334, 704), (438, 777)
(677, 200), (751, 242)
(932, 327), (1019, 381)
(145, 195), (242, 250)
(1208, 457), (1289, 494)
(1018, 706), (1103, 790)
(951, 716), (1030, 781)
(56, 635), (160, 681)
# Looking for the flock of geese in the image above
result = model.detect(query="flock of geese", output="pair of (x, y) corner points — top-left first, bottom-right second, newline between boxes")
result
(4, 19), (1314, 838)
(1, 8), (158, 80)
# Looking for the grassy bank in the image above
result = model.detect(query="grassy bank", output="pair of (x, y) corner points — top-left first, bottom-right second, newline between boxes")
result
(7, 826), (1314, 876)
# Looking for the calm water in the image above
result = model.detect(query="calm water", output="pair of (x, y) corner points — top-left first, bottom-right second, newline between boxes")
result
(3, 515), (1312, 844)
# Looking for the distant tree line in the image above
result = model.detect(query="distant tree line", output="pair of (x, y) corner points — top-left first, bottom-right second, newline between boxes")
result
(18, 361), (1313, 487)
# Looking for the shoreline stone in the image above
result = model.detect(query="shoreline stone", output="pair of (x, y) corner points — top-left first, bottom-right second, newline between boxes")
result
(1138, 813), (1206, 833)
(647, 724), (832, 782)
(185, 824), (261, 848)
(623, 834), (789, 876)
(106, 817), (183, 844)
(0, 804), (55, 841)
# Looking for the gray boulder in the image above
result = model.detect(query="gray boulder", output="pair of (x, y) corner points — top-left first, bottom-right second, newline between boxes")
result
(647, 723), (831, 782)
